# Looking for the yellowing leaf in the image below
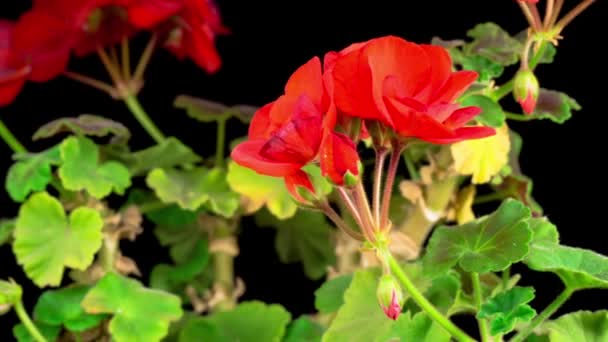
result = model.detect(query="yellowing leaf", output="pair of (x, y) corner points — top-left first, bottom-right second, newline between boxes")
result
(455, 185), (476, 225)
(451, 124), (510, 184)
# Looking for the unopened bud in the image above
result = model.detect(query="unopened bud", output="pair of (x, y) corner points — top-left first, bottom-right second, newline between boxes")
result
(513, 69), (539, 115)
(376, 274), (404, 320)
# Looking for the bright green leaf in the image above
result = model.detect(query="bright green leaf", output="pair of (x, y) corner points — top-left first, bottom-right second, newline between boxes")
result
(13, 192), (104, 287)
(284, 317), (324, 342)
(478, 286), (537, 335)
(179, 301), (291, 342)
(33, 114), (131, 143)
(119, 137), (202, 176)
(58, 136), (131, 198)
(527, 89), (581, 124)
(423, 199), (532, 276)
(175, 95), (257, 123)
(465, 22), (523, 66)
(226, 160), (297, 219)
(381, 312), (451, 342)
(256, 210), (335, 279)
(544, 310), (608, 342)
(33, 286), (107, 332)
(461, 95), (505, 128)
(459, 54), (504, 81)
(82, 272), (183, 342)
(0, 220), (14, 246)
(5, 146), (61, 202)
(314, 274), (353, 313)
(146, 167), (239, 217)
(0, 279), (22, 310)
(13, 322), (61, 342)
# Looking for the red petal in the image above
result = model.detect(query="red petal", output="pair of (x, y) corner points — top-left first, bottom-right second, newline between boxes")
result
(128, 0), (183, 28)
(320, 132), (360, 185)
(284, 169), (315, 203)
(519, 93), (537, 114)
(248, 101), (275, 139)
(429, 71), (478, 104)
(0, 65), (30, 106)
(385, 96), (454, 140)
(230, 140), (302, 177)
(284, 56), (324, 107)
(443, 106), (482, 128)
(415, 44), (452, 102)
(425, 126), (496, 144)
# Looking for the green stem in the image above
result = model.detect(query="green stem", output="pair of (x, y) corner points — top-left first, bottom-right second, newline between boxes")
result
(510, 288), (574, 342)
(386, 252), (475, 342)
(215, 118), (227, 168)
(0, 118), (27, 153)
(492, 41), (548, 101)
(403, 151), (420, 180)
(472, 273), (491, 342)
(212, 224), (236, 312)
(14, 300), (47, 342)
(474, 191), (508, 205)
(99, 236), (117, 272)
(505, 112), (535, 122)
(380, 144), (404, 230)
(123, 95), (166, 144)
(502, 266), (512, 291)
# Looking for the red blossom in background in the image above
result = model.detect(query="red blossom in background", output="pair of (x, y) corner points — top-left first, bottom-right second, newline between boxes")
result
(332, 36), (495, 144)
(0, 21), (30, 106)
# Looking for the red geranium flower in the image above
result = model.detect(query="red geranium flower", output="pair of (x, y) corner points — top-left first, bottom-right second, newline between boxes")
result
(231, 57), (360, 200)
(0, 21), (30, 106)
(332, 36), (495, 144)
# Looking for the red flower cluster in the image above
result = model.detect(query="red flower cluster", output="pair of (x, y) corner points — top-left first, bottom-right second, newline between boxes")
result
(231, 36), (495, 199)
(0, 0), (227, 106)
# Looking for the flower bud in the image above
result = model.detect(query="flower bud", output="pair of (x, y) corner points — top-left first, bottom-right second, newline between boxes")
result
(376, 274), (404, 320)
(513, 69), (539, 115)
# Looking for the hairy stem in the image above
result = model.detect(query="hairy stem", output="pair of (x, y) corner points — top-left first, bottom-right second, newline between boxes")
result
(133, 34), (157, 83)
(123, 95), (166, 144)
(215, 118), (227, 168)
(492, 41), (548, 101)
(511, 288), (574, 342)
(212, 224), (236, 311)
(63, 71), (117, 97)
(121, 36), (132, 80)
(385, 252), (475, 342)
(318, 201), (365, 241)
(353, 183), (376, 241)
(337, 187), (364, 232)
(555, 0), (595, 32)
(472, 273), (491, 342)
(14, 300), (48, 342)
(380, 144), (404, 230)
(372, 149), (388, 227)
(0, 118), (27, 153)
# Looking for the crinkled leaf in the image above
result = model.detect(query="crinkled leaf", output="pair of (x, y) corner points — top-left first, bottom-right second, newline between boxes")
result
(179, 301), (291, 342)
(256, 210), (335, 280)
(13, 192), (104, 287)
(13, 322), (61, 342)
(58, 136), (131, 198)
(146, 167), (239, 217)
(478, 286), (536, 335)
(119, 137), (202, 176)
(461, 95), (505, 128)
(33, 114), (130, 143)
(465, 22), (522, 65)
(432, 37), (504, 81)
(175, 95), (258, 123)
(544, 310), (608, 342)
(423, 199), (532, 276)
(493, 174), (543, 216)
(33, 285), (107, 332)
(527, 89), (581, 124)
(82, 272), (183, 342)
(5, 146), (61, 202)
(284, 317), (325, 342)
(226, 160), (297, 219)
(314, 274), (353, 313)
(451, 124), (510, 184)
(0, 220), (14, 246)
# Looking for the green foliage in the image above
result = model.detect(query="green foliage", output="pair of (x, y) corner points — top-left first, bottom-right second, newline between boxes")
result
(150, 239), (210, 294)
(126, 189), (199, 226)
(478, 286), (537, 335)
(527, 89), (581, 124)
(423, 271), (462, 315)
(464, 22), (522, 66)
(284, 317), (325, 342)
(226, 160), (297, 219)
(461, 94), (505, 128)
(543, 311), (608, 342)
(82, 272), (183, 342)
(256, 209), (336, 279)
(179, 301), (291, 342)
(146, 167), (239, 217)
(175, 95), (257, 123)
(33, 114), (131, 143)
(0, 279), (21, 309)
(314, 274), (353, 313)
(0, 219), (14, 246)
(423, 199), (532, 276)
(58, 136), (131, 198)
(5, 146), (61, 202)
(13, 192), (104, 287)
(116, 137), (202, 176)
(13, 322), (61, 342)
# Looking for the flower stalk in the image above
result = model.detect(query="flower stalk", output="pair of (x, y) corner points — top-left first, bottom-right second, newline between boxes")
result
(0, 118), (27, 154)
(14, 299), (47, 342)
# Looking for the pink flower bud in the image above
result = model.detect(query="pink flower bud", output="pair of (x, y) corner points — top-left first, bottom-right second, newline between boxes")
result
(376, 274), (404, 320)
(513, 69), (540, 115)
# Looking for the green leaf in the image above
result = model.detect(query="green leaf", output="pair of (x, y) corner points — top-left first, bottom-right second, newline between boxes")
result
(126, 190), (199, 226)
(119, 137), (202, 176)
(478, 286), (537, 335)
(175, 95), (258, 123)
(0, 279), (22, 311)
(33, 114), (131, 143)
(13, 192), (104, 287)
(423, 199), (532, 276)
(461, 95), (505, 128)
(58, 136), (131, 198)
(13, 322), (61, 342)
(256, 210), (335, 279)
(150, 239), (209, 292)
(465, 22), (523, 65)
(226, 160), (297, 219)
(82, 272), (183, 342)
(5, 146), (61, 202)
(527, 89), (581, 124)
(284, 317), (325, 342)
(0, 220), (14, 246)
(493, 174), (543, 216)
(33, 286), (107, 332)
(424, 271), (462, 315)
(179, 301), (291, 342)
(459, 55), (504, 81)
(380, 312), (451, 342)
(146, 167), (239, 217)
(314, 274), (353, 313)
(544, 310), (608, 342)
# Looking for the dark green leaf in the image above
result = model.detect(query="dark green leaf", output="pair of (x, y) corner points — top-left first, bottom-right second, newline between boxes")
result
(544, 310), (608, 342)
(314, 274), (353, 313)
(478, 286), (536, 335)
(33, 114), (130, 143)
(493, 174), (543, 216)
(119, 137), (202, 176)
(465, 22), (523, 66)
(424, 271), (462, 315)
(5, 146), (61, 202)
(459, 55), (505, 81)
(150, 239), (209, 292)
(175, 95), (258, 123)
(13, 322), (61, 342)
(527, 89), (581, 124)
(126, 190), (199, 226)
(461, 94), (505, 127)
(423, 199), (532, 276)
(0, 220), (14, 246)
(284, 317), (324, 342)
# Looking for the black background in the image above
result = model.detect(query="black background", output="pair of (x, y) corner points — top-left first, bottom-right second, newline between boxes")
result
(1, 0), (607, 339)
